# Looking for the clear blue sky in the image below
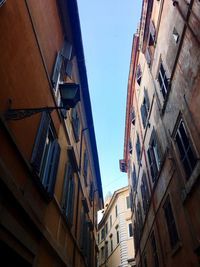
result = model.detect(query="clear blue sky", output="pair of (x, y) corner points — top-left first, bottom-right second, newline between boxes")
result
(77, 0), (142, 198)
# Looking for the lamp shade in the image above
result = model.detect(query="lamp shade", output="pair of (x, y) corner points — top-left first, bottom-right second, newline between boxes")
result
(59, 83), (80, 109)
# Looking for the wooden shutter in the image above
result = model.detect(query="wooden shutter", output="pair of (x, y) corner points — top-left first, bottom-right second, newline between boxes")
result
(51, 52), (62, 87)
(61, 40), (72, 60)
(61, 163), (72, 208)
(65, 60), (73, 78)
(145, 47), (151, 66)
(71, 108), (80, 142)
(47, 139), (61, 196)
(67, 177), (75, 224)
(140, 104), (147, 128)
(136, 135), (141, 162)
(31, 112), (50, 174)
(83, 151), (88, 184)
(144, 88), (150, 110)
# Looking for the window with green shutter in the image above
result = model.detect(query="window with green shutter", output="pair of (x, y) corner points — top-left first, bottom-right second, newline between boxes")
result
(31, 112), (60, 197)
(61, 163), (75, 225)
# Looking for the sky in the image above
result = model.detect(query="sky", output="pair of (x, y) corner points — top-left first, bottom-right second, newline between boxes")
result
(77, 0), (142, 198)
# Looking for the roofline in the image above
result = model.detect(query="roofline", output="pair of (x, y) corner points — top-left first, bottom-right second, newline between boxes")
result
(123, 35), (139, 165)
(98, 186), (129, 228)
(59, 0), (104, 205)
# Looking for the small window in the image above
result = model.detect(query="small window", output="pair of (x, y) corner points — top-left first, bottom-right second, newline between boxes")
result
(71, 107), (80, 142)
(116, 228), (120, 244)
(173, 27), (179, 43)
(105, 222), (108, 236)
(61, 163), (75, 225)
(136, 133), (141, 164)
(149, 20), (156, 46)
(105, 242), (108, 259)
(136, 64), (142, 85)
(110, 237), (113, 252)
(115, 205), (118, 217)
(126, 195), (131, 209)
(132, 164), (137, 191)
(140, 88), (150, 128)
(175, 120), (197, 178)
(89, 182), (94, 202)
(128, 223), (133, 237)
(141, 172), (150, 214)
(129, 139), (133, 154)
(101, 228), (105, 241)
(147, 129), (162, 183)
(83, 151), (88, 186)
(163, 196), (179, 248)
(131, 107), (136, 125)
(158, 62), (170, 100)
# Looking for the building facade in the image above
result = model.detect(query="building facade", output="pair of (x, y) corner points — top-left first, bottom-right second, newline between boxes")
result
(97, 187), (135, 267)
(123, 0), (200, 267)
(0, 1), (103, 267)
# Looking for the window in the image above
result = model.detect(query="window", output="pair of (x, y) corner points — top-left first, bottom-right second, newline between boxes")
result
(147, 130), (162, 183)
(110, 236), (113, 252)
(131, 107), (136, 125)
(83, 151), (88, 186)
(173, 27), (179, 43)
(158, 62), (169, 100)
(141, 172), (150, 214)
(136, 133), (141, 163)
(151, 232), (159, 267)
(105, 222), (108, 236)
(51, 41), (73, 109)
(61, 163), (75, 225)
(132, 164), (137, 191)
(175, 120), (197, 178)
(115, 205), (118, 217)
(101, 246), (104, 260)
(136, 64), (142, 85)
(110, 215), (112, 228)
(163, 196), (179, 248)
(101, 228), (105, 241)
(129, 139), (133, 154)
(128, 223), (133, 237)
(31, 112), (60, 197)
(126, 195), (131, 209)
(141, 88), (150, 128)
(89, 182), (94, 203)
(105, 242), (108, 259)
(116, 226), (120, 244)
(71, 107), (80, 142)
(149, 20), (156, 46)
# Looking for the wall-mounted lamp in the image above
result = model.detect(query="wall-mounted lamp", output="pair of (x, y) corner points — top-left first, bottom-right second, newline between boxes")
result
(4, 83), (80, 120)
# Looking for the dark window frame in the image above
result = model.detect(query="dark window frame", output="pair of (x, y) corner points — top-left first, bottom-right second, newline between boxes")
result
(157, 61), (170, 100)
(147, 129), (162, 183)
(175, 119), (197, 179)
(71, 107), (80, 142)
(163, 196), (179, 249)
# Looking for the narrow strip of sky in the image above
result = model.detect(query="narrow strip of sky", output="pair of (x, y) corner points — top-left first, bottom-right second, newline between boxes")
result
(77, 0), (142, 198)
